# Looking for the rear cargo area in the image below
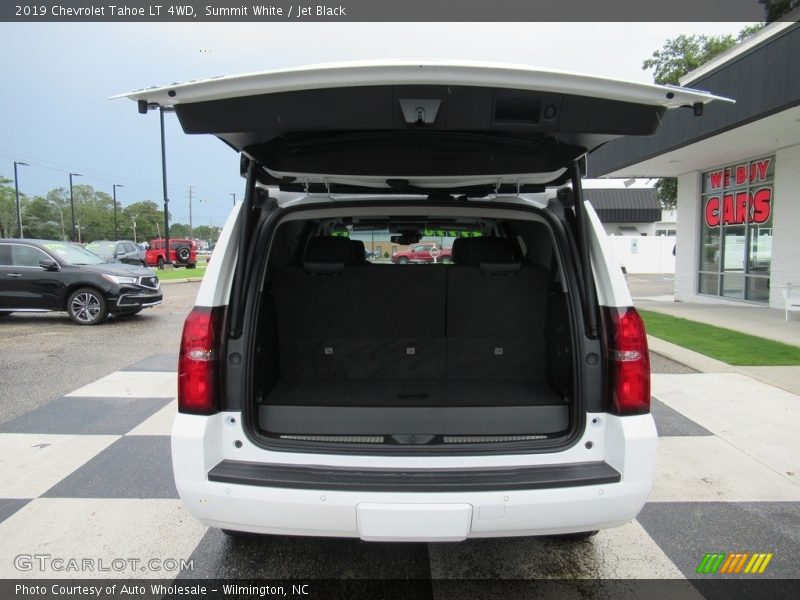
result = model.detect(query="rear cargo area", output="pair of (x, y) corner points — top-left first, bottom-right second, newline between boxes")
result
(250, 213), (576, 447)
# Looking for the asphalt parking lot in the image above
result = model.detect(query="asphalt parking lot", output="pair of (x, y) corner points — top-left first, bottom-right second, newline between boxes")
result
(1, 280), (798, 586)
(0, 282), (196, 424)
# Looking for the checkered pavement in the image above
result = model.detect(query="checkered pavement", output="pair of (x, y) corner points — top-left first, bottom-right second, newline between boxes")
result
(1, 353), (798, 580)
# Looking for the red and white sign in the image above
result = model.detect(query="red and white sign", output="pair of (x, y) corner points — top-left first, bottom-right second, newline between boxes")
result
(704, 187), (772, 228)
(703, 158), (773, 228)
(706, 158), (771, 192)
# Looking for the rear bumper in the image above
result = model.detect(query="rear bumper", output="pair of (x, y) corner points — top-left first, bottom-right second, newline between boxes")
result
(172, 412), (657, 541)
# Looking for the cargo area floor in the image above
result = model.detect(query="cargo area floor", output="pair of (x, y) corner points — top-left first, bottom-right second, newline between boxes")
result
(258, 379), (569, 436)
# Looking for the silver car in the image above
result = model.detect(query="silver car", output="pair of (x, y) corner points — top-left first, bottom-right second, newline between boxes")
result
(85, 240), (146, 267)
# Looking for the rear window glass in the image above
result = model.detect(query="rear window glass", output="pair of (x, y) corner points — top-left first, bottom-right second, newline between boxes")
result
(349, 228), (480, 264)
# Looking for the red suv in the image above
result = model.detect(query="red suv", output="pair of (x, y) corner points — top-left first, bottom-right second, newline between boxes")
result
(391, 243), (452, 264)
(146, 238), (198, 269)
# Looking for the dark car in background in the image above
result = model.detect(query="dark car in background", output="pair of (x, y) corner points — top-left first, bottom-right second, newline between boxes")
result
(86, 240), (147, 266)
(0, 239), (162, 325)
(391, 243), (452, 264)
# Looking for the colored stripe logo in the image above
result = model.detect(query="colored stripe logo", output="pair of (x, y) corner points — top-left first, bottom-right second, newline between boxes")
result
(696, 552), (773, 574)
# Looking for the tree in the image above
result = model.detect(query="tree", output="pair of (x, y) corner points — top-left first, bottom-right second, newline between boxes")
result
(45, 188), (71, 241)
(642, 25), (764, 86)
(642, 24), (764, 208)
(21, 195), (61, 240)
(0, 176), (19, 238)
(760, 0), (800, 21)
(192, 224), (222, 244)
(121, 201), (164, 243)
(170, 223), (191, 238)
(654, 179), (678, 211)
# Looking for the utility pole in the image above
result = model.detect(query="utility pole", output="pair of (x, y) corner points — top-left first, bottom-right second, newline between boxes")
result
(112, 184), (123, 241)
(131, 216), (137, 243)
(76, 219), (82, 244)
(160, 107), (171, 264)
(138, 101), (173, 263)
(58, 207), (66, 241)
(188, 186), (193, 239)
(13, 161), (28, 239)
(69, 173), (81, 242)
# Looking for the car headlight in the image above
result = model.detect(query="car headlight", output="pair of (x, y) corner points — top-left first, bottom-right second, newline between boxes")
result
(101, 274), (138, 285)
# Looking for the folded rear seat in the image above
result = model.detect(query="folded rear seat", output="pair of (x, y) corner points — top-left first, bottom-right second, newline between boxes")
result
(447, 237), (549, 380)
(265, 235), (566, 436)
(272, 236), (447, 381)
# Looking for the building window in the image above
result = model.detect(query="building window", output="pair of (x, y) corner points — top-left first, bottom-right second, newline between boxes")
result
(698, 156), (774, 302)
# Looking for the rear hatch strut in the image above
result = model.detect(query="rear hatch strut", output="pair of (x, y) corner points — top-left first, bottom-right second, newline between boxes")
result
(570, 158), (599, 339)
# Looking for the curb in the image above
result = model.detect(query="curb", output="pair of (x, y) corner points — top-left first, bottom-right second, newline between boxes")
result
(648, 334), (800, 395)
(647, 335), (735, 374)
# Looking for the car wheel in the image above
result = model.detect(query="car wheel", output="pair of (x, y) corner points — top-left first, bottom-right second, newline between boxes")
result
(67, 288), (109, 326)
(157, 256), (165, 269)
(396, 257), (409, 264)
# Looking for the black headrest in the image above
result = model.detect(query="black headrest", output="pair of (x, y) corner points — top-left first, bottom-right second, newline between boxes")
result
(351, 240), (367, 264)
(480, 261), (522, 275)
(451, 237), (472, 265)
(455, 237), (515, 266)
(303, 236), (353, 265)
(303, 262), (345, 275)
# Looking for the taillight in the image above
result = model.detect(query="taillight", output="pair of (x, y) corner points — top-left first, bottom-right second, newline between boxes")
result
(602, 307), (650, 415)
(178, 306), (225, 414)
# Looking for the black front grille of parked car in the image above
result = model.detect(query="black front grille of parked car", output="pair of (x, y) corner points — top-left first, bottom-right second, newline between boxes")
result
(139, 276), (159, 289)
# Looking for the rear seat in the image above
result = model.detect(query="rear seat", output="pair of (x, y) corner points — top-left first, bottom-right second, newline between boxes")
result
(272, 236), (446, 380)
(447, 237), (549, 380)
(273, 235), (548, 384)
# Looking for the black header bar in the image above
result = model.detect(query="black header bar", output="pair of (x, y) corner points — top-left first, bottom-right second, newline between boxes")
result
(1, 0), (783, 23)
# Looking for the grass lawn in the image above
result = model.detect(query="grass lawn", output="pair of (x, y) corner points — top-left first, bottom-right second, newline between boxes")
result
(638, 309), (800, 366)
(155, 266), (207, 281)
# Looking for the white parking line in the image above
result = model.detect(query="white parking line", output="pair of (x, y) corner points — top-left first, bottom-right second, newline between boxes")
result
(652, 373), (800, 480)
(65, 371), (177, 399)
(0, 434), (119, 498)
(651, 437), (800, 502)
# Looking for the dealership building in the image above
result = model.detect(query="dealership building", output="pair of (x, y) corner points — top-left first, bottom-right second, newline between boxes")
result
(588, 20), (800, 308)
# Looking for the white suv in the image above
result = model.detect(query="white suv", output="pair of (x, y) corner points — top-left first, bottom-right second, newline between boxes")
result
(122, 62), (726, 541)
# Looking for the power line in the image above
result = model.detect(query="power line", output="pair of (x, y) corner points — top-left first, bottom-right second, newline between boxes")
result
(1, 149), (241, 199)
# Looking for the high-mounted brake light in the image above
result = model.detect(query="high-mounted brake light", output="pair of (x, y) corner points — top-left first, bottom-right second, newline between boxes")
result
(178, 306), (225, 414)
(602, 307), (650, 416)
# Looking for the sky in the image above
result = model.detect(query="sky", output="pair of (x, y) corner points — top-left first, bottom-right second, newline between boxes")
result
(0, 21), (757, 227)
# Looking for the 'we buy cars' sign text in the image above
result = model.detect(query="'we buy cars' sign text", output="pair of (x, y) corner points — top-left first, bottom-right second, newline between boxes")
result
(703, 158), (773, 228)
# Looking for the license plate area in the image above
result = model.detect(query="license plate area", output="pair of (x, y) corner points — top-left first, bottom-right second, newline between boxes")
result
(356, 503), (473, 542)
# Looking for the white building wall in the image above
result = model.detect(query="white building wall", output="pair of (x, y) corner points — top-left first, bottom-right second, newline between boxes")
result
(674, 171), (701, 302)
(769, 143), (800, 308)
(607, 236), (676, 274)
(601, 222), (657, 236)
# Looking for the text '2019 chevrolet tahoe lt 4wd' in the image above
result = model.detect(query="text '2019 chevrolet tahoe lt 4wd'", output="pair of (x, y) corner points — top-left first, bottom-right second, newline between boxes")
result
(120, 61), (729, 541)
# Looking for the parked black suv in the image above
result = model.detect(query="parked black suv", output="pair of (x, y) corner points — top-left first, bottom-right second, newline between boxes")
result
(0, 239), (162, 325)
